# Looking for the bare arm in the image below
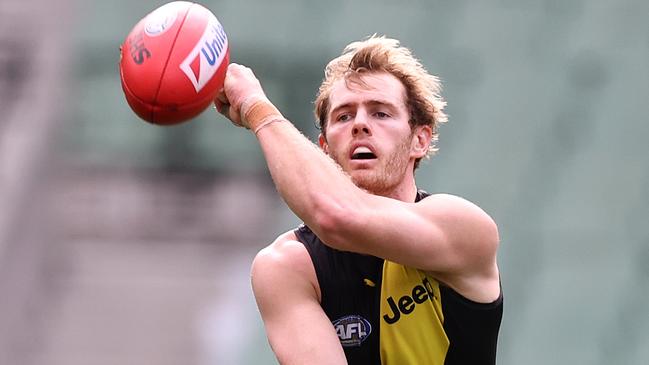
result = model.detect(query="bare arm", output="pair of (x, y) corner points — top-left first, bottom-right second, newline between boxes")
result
(255, 121), (498, 273)
(251, 233), (347, 365)
(220, 64), (499, 299)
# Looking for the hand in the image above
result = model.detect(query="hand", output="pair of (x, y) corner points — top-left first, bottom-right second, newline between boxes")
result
(214, 63), (270, 129)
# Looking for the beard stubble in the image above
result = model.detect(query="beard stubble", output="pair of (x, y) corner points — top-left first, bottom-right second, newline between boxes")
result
(331, 133), (413, 196)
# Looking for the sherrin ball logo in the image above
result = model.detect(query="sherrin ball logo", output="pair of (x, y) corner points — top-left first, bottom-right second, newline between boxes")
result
(332, 315), (372, 347)
(144, 3), (178, 37)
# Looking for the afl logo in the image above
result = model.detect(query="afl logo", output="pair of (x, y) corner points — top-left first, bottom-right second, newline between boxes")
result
(332, 315), (372, 347)
(144, 3), (178, 36)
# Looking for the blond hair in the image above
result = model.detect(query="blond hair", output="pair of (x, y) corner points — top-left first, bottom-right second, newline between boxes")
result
(314, 35), (448, 165)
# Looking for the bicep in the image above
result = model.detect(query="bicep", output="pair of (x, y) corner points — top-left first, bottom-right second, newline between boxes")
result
(319, 193), (498, 273)
(251, 243), (347, 365)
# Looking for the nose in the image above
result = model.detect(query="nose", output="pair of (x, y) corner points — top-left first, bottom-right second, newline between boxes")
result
(352, 111), (372, 136)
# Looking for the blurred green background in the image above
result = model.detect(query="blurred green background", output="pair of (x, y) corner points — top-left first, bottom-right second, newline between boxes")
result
(1, 0), (648, 364)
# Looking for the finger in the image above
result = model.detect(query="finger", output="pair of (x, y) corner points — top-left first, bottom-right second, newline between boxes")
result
(214, 100), (244, 128)
(214, 98), (225, 113)
(219, 104), (231, 119)
(215, 89), (228, 104)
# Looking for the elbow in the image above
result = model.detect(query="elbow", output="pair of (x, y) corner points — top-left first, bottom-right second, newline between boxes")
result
(310, 195), (358, 251)
(483, 214), (500, 254)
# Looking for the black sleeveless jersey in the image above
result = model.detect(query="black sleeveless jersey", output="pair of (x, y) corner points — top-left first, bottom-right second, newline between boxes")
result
(294, 190), (503, 365)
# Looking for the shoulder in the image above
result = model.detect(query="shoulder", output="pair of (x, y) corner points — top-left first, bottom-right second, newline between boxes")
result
(419, 193), (499, 271)
(419, 192), (493, 217)
(420, 193), (501, 301)
(419, 193), (499, 244)
(253, 230), (314, 276)
(251, 230), (321, 302)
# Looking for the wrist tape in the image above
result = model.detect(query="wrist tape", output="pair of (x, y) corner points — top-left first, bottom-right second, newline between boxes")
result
(243, 98), (283, 131)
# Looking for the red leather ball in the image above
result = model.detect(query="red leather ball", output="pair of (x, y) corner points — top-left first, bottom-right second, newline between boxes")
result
(120, 1), (230, 125)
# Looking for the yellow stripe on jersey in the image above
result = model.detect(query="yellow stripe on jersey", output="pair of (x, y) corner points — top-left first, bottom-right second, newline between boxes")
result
(379, 261), (449, 364)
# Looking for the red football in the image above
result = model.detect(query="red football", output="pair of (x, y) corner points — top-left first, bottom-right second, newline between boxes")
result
(119, 1), (230, 125)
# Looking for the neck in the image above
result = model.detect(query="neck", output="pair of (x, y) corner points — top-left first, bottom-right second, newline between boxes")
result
(373, 172), (418, 202)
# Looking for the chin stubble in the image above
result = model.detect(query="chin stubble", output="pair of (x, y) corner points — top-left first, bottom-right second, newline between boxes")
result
(349, 134), (413, 195)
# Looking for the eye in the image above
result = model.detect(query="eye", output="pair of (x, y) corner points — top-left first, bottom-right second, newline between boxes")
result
(375, 111), (390, 119)
(336, 113), (353, 122)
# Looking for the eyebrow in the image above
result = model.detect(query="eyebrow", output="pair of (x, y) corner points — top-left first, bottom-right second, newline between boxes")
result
(329, 99), (401, 118)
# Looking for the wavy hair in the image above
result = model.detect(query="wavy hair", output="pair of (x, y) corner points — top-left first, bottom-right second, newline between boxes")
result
(314, 35), (448, 166)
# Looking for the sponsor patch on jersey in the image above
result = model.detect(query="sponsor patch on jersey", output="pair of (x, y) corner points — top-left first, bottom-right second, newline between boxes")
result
(144, 3), (178, 37)
(179, 16), (228, 93)
(332, 315), (372, 347)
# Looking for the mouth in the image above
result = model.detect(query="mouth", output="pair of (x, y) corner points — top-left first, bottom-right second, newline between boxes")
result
(350, 146), (377, 160)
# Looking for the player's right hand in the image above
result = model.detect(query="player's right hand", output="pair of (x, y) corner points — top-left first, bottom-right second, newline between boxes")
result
(214, 63), (270, 129)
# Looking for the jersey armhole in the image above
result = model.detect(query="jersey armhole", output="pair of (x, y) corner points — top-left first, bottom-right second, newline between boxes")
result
(440, 281), (503, 310)
(294, 225), (326, 305)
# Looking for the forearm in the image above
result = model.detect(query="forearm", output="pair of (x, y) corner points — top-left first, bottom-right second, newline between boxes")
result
(216, 64), (364, 241)
(253, 115), (360, 233)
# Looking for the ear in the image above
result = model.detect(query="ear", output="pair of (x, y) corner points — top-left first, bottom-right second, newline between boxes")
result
(318, 133), (329, 154)
(411, 125), (432, 159)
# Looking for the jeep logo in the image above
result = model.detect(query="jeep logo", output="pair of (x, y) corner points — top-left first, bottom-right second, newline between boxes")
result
(383, 277), (436, 324)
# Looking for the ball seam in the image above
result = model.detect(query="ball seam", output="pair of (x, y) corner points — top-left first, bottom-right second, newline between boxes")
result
(150, 3), (194, 123)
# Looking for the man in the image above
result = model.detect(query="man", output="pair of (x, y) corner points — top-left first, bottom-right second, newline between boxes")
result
(215, 36), (502, 364)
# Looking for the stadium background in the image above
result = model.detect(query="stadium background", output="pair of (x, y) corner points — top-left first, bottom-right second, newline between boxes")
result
(1, 0), (648, 364)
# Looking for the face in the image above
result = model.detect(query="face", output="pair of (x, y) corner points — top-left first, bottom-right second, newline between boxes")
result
(319, 72), (431, 195)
